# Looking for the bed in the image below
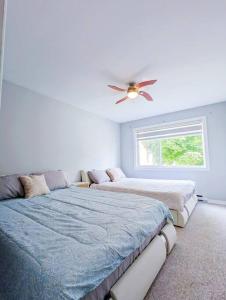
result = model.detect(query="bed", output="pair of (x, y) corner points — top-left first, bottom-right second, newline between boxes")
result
(0, 186), (176, 300)
(90, 178), (198, 227)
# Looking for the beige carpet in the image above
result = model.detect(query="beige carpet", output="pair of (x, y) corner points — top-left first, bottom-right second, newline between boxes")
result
(145, 203), (226, 300)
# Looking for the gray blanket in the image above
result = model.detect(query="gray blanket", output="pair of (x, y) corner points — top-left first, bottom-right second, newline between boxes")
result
(0, 187), (172, 300)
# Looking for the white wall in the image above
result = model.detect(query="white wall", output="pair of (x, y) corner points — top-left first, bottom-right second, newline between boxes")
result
(0, 0), (6, 107)
(0, 81), (120, 180)
(120, 102), (226, 201)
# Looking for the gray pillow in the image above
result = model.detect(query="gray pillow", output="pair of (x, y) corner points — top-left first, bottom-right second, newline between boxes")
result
(0, 174), (25, 200)
(88, 170), (110, 184)
(33, 170), (68, 191)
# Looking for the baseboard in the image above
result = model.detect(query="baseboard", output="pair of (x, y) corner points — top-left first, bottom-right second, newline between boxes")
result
(204, 199), (226, 206)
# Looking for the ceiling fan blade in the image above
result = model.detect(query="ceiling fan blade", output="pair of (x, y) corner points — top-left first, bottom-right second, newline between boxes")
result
(108, 85), (126, 92)
(137, 80), (157, 88)
(115, 96), (128, 104)
(139, 91), (153, 101)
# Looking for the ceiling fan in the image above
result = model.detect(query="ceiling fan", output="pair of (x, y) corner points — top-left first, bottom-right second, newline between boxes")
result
(108, 80), (157, 104)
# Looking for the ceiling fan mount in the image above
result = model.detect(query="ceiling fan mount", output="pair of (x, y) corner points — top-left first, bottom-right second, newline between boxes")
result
(108, 80), (157, 104)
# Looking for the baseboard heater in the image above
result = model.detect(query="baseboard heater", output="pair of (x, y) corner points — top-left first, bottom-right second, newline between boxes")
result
(196, 194), (208, 202)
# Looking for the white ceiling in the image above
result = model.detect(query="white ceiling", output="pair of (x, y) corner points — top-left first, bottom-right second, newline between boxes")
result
(3, 0), (226, 123)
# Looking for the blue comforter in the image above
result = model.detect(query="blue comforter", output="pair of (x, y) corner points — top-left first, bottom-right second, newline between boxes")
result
(0, 187), (172, 300)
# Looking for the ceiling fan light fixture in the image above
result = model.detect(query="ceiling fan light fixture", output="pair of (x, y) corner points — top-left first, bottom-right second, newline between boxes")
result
(127, 91), (138, 99)
(127, 86), (139, 99)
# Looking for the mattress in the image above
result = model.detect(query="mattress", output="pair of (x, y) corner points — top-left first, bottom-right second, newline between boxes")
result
(0, 187), (171, 300)
(91, 178), (196, 212)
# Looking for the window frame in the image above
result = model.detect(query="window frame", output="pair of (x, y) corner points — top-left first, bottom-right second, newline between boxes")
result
(133, 116), (210, 171)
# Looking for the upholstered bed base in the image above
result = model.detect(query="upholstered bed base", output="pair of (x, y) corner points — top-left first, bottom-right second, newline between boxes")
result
(109, 222), (176, 300)
(170, 194), (198, 227)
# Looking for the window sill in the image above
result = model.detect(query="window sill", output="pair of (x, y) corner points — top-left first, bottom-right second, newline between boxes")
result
(134, 165), (209, 172)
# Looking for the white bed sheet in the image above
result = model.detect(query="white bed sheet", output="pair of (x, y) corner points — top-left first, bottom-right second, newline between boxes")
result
(90, 178), (196, 212)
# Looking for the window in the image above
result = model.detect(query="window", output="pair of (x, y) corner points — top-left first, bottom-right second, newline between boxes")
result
(135, 117), (208, 169)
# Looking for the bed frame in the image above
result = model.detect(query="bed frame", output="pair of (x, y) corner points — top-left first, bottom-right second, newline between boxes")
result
(170, 194), (198, 227)
(109, 222), (176, 300)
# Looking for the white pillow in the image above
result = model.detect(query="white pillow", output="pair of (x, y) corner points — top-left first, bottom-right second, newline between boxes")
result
(106, 168), (126, 182)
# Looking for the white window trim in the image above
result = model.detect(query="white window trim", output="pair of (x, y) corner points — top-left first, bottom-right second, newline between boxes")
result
(133, 116), (210, 171)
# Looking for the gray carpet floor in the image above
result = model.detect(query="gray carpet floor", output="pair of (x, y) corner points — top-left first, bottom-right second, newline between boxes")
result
(145, 203), (226, 300)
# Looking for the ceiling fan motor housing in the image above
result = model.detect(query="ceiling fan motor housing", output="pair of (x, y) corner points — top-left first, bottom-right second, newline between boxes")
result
(127, 86), (139, 93)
